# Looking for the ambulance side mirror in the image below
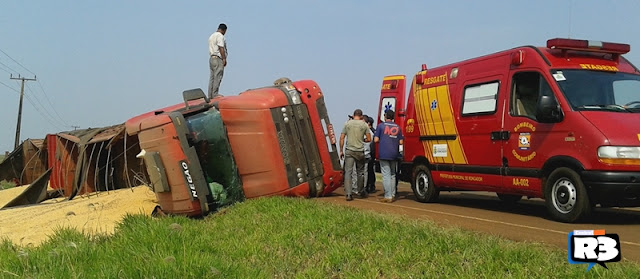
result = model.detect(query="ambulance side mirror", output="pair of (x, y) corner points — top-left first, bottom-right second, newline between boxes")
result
(536, 95), (564, 123)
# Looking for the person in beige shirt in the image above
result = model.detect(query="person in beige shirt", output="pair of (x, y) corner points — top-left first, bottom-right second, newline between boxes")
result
(339, 109), (371, 201)
(208, 23), (228, 99)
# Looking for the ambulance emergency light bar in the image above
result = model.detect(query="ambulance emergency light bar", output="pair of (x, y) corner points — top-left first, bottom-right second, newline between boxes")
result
(547, 38), (630, 54)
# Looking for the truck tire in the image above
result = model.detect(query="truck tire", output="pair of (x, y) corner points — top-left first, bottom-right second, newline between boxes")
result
(497, 193), (522, 203)
(411, 164), (439, 203)
(544, 167), (591, 223)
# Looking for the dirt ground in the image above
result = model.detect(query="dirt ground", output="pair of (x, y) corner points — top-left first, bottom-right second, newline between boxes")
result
(0, 186), (158, 246)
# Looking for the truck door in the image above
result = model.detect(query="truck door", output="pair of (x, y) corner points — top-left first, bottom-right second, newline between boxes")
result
(501, 70), (559, 195)
(377, 75), (406, 129)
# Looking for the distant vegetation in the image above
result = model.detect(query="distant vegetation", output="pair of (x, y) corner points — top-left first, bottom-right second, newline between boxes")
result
(1, 197), (639, 277)
(0, 180), (15, 190)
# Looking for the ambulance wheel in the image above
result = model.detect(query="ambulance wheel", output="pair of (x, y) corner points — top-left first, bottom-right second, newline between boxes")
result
(544, 167), (591, 223)
(497, 193), (522, 203)
(412, 164), (439, 203)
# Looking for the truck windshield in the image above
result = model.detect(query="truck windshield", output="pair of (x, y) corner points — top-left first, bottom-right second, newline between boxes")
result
(185, 109), (244, 206)
(552, 69), (640, 112)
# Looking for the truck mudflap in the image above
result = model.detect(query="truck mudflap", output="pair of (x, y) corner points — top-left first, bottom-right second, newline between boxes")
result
(581, 171), (640, 207)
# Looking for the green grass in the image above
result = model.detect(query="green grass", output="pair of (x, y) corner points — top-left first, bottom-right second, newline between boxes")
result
(0, 180), (15, 190)
(1, 197), (639, 278)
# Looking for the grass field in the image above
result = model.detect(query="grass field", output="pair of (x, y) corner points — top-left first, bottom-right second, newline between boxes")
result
(1, 197), (639, 278)
(0, 180), (15, 190)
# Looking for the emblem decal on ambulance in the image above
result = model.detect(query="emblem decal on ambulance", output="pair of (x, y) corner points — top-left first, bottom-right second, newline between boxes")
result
(430, 100), (438, 110)
(518, 133), (531, 150)
(512, 122), (536, 162)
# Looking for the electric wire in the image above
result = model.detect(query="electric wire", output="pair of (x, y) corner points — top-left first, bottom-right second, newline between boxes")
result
(1, 48), (68, 129)
(0, 60), (16, 74)
(25, 83), (67, 128)
(0, 47), (36, 76)
(35, 80), (68, 126)
(0, 80), (20, 94)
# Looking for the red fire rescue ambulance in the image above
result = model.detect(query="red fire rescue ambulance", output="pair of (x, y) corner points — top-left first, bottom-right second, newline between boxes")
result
(377, 38), (640, 222)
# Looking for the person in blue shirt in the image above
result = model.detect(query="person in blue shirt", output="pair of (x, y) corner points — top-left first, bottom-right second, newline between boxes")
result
(374, 109), (404, 202)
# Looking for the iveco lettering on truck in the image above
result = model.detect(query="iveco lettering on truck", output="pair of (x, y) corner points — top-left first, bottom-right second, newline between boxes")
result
(377, 38), (640, 222)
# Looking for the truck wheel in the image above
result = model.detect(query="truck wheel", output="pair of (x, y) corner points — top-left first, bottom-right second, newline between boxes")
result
(411, 164), (439, 203)
(544, 167), (591, 223)
(497, 193), (522, 203)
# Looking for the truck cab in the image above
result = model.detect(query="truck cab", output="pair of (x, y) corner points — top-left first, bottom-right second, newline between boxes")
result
(126, 79), (343, 216)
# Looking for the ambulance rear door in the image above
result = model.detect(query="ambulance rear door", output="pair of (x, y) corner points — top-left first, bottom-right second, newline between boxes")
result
(377, 75), (406, 129)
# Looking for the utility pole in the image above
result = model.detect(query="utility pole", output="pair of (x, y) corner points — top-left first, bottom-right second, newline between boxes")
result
(10, 74), (36, 150)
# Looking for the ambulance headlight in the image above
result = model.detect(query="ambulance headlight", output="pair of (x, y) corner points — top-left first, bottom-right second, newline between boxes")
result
(598, 146), (640, 159)
(598, 146), (640, 165)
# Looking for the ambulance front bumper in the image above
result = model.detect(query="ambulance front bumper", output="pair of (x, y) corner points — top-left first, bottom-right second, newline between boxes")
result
(581, 171), (640, 207)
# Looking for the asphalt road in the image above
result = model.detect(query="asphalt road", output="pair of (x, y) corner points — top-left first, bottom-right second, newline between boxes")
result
(319, 182), (640, 264)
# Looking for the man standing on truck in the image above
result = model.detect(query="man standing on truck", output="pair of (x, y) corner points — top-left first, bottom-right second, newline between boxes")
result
(374, 110), (404, 203)
(208, 23), (228, 99)
(340, 109), (371, 201)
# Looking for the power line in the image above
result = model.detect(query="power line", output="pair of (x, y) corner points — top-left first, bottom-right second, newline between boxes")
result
(35, 80), (68, 126)
(3, 79), (66, 130)
(1, 49), (67, 123)
(0, 60), (17, 74)
(0, 80), (21, 94)
(1, 49), (69, 137)
(0, 81), (63, 129)
(25, 83), (67, 128)
(10, 74), (37, 149)
(22, 90), (64, 131)
(0, 48), (36, 76)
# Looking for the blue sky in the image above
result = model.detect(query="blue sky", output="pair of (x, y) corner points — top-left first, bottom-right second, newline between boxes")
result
(0, 0), (639, 152)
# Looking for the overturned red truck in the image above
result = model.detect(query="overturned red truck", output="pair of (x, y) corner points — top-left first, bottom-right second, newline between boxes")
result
(126, 78), (343, 216)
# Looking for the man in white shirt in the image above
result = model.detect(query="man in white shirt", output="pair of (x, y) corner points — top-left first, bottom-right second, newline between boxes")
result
(208, 23), (228, 99)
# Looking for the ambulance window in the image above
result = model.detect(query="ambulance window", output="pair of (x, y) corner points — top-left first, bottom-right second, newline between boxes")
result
(461, 81), (499, 115)
(380, 97), (396, 122)
(613, 80), (640, 105)
(510, 72), (552, 120)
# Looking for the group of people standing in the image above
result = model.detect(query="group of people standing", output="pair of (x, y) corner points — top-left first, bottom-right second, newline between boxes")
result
(340, 109), (404, 203)
(207, 24), (404, 203)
